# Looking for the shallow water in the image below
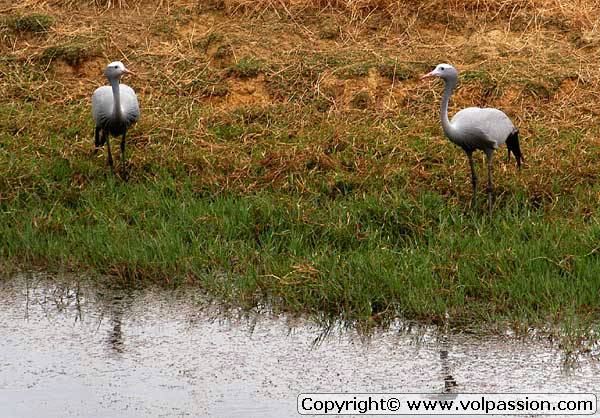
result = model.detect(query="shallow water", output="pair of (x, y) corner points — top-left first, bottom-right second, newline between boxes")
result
(0, 274), (599, 417)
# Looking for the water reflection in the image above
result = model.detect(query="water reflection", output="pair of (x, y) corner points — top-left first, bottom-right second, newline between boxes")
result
(440, 347), (458, 393)
(1, 274), (599, 418)
(21, 276), (134, 354)
(105, 293), (128, 354)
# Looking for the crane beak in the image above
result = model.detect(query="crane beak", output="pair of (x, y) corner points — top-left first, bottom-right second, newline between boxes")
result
(123, 68), (135, 76)
(421, 71), (435, 80)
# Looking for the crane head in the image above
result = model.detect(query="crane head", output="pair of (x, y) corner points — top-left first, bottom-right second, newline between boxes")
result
(104, 61), (133, 79)
(421, 63), (458, 82)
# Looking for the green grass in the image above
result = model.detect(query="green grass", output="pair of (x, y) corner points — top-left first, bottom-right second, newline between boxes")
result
(1, 172), (599, 333)
(3, 13), (54, 34)
(227, 56), (264, 78)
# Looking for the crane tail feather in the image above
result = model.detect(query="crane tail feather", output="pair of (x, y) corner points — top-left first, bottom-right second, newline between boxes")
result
(506, 129), (523, 169)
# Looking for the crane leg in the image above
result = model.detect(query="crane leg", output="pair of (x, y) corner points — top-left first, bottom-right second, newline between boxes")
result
(105, 132), (115, 175)
(120, 132), (128, 181)
(485, 150), (494, 216)
(94, 127), (101, 154)
(467, 152), (477, 209)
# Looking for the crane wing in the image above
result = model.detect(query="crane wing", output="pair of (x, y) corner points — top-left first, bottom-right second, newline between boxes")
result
(451, 107), (515, 149)
(91, 86), (114, 127)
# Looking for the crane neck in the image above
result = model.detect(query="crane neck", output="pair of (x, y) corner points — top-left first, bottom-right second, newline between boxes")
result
(108, 76), (124, 123)
(440, 78), (458, 140)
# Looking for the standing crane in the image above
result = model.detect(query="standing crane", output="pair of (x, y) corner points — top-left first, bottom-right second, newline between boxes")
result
(92, 61), (140, 179)
(422, 63), (523, 215)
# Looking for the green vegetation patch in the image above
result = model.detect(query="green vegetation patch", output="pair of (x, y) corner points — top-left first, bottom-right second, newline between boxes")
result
(40, 42), (96, 67)
(195, 32), (224, 51)
(3, 13), (54, 34)
(461, 69), (502, 98)
(227, 56), (264, 78)
(339, 62), (373, 79)
(376, 60), (415, 81)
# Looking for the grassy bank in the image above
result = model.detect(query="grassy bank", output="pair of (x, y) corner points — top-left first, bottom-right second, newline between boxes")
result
(1, 0), (600, 343)
(2, 164), (600, 342)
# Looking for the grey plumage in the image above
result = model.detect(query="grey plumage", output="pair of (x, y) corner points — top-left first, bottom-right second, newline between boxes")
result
(92, 61), (140, 178)
(422, 63), (523, 214)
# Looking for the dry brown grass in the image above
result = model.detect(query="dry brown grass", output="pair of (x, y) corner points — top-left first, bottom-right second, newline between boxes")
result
(9, 0), (600, 24)
(1, 0), (599, 201)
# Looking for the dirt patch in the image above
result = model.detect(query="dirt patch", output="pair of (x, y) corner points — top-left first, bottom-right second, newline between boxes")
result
(553, 78), (581, 103)
(497, 84), (523, 110)
(318, 67), (394, 111)
(224, 75), (270, 107)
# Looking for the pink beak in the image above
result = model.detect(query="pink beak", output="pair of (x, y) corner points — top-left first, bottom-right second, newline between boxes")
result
(421, 71), (435, 80)
(123, 68), (134, 76)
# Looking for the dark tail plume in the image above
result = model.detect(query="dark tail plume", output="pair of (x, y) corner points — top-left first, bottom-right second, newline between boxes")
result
(506, 129), (523, 169)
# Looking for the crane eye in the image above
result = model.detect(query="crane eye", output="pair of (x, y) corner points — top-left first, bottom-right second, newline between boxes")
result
(440, 67), (445, 71)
